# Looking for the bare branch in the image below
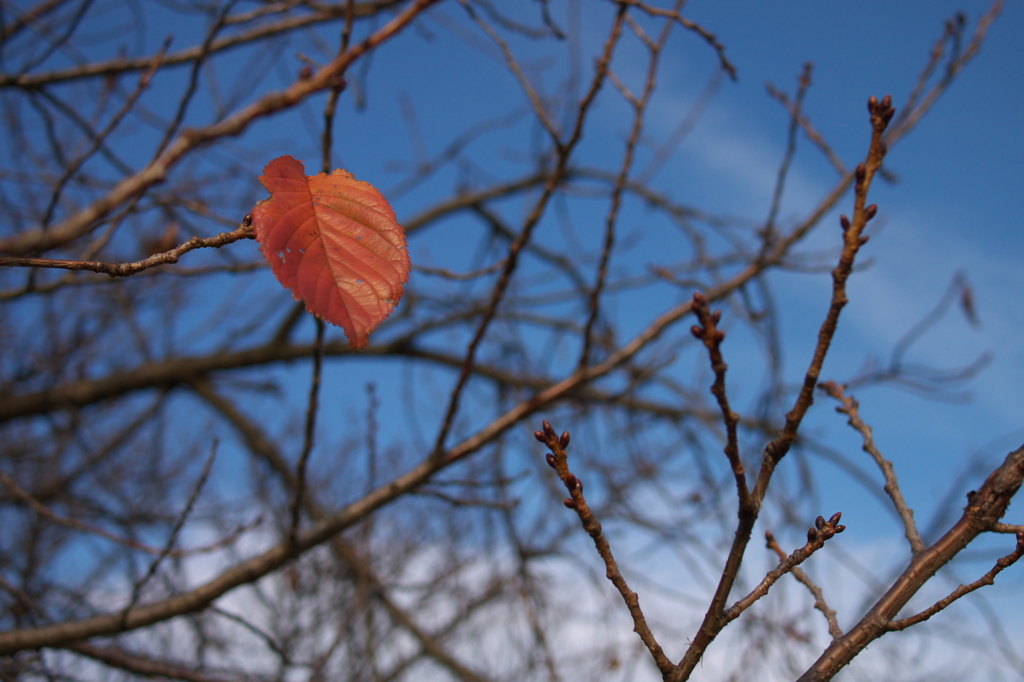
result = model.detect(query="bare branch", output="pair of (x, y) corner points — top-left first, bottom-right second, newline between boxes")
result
(765, 531), (843, 640)
(887, 531), (1024, 631)
(535, 420), (674, 676)
(819, 381), (925, 555)
(798, 444), (1024, 681)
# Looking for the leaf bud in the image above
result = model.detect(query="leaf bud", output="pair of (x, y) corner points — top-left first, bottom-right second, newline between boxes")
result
(559, 431), (571, 449)
(840, 214), (850, 231)
(829, 511), (843, 526)
(545, 453), (557, 468)
(714, 330), (725, 343)
(711, 310), (721, 324)
(864, 204), (878, 221)
(542, 420), (556, 438)
(534, 430), (547, 443)
(693, 291), (707, 306)
(576, 479), (584, 493)
(690, 325), (704, 340)
(855, 163), (866, 181)
(564, 474), (577, 491)
(815, 515), (826, 530)
(563, 498), (576, 509)
(868, 95), (878, 112)
(835, 525), (847, 533)
(807, 527), (818, 543)
(299, 65), (313, 80)
(880, 94), (892, 110)
(859, 235), (870, 246)
(243, 213), (253, 227)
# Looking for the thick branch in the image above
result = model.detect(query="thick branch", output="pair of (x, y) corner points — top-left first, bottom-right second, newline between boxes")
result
(797, 444), (1024, 681)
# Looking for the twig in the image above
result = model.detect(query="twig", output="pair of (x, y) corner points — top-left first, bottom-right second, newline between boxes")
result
(413, 260), (506, 281)
(615, 0), (736, 80)
(458, 0), (561, 143)
(0, 469), (255, 557)
(64, 642), (238, 682)
(765, 530), (843, 640)
(429, 4), (628, 458)
(289, 318), (325, 546)
(535, 420), (674, 676)
(757, 94), (894, 495)
(762, 62), (813, 251)
(152, 2), (238, 159)
(766, 80), (846, 176)
(689, 291), (749, 505)
(887, 531), (1024, 631)
(580, 0), (680, 368)
(120, 442), (218, 626)
(886, 0), (1005, 147)
(320, 0), (355, 173)
(0, 221), (256, 276)
(819, 381), (925, 555)
(0, 0), (74, 43)
(723, 516), (846, 624)
(845, 272), (988, 395)
(39, 39), (170, 231)
(637, 66), (725, 184)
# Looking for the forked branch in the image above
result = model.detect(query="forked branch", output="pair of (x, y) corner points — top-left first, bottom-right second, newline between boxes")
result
(672, 94), (894, 682)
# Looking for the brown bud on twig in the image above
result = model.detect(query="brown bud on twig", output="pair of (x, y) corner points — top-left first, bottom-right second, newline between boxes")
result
(534, 430), (546, 443)
(545, 453), (556, 468)
(829, 511), (843, 526)
(835, 525), (847, 533)
(807, 527), (818, 543)
(563, 498), (576, 509)
(869, 94), (896, 128)
(559, 431), (571, 449)
(690, 325), (704, 340)
(855, 163), (867, 182)
(859, 235), (870, 246)
(840, 214), (850, 231)
(542, 420), (556, 439)
(815, 515), (826, 530)
(330, 75), (347, 92)
(243, 213), (253, 227)
(692, 291), (707, 306)
(576, 479), (583, 493)
(864, 204), (878, 221)
(711, 310), (721, 324)
(298, 65), (313, 80)
(564, 474), (577, 491)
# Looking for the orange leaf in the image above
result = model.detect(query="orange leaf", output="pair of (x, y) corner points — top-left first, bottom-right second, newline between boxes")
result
(251, 156), (409, 349)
